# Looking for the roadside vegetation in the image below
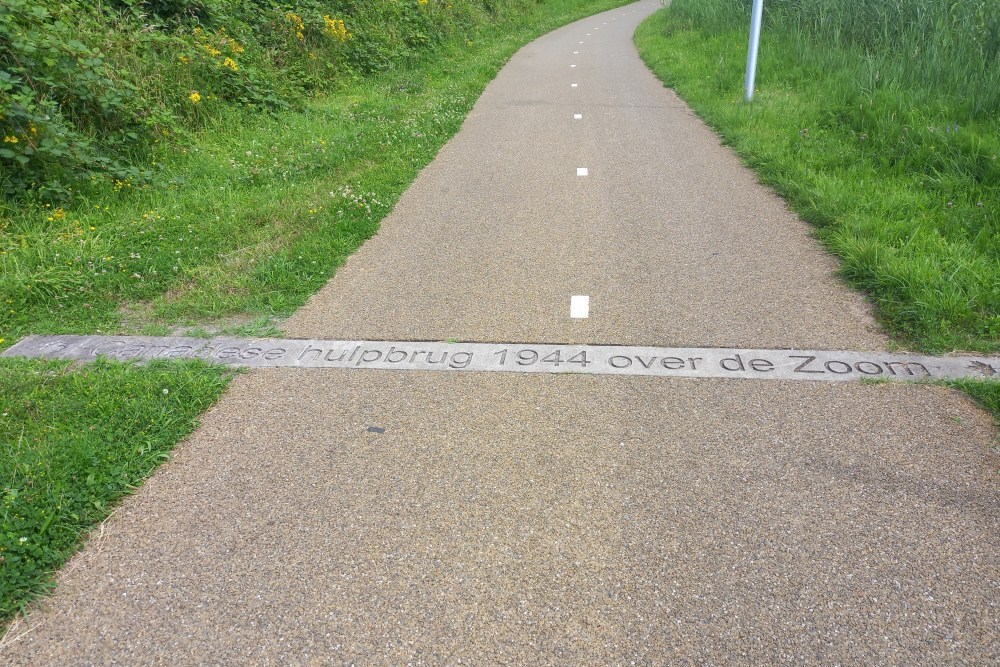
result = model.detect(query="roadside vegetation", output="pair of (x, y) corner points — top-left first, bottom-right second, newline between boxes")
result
(0, 358), (231, 622)
(0, 0), (631, 625)
(634, 0), (999, 418)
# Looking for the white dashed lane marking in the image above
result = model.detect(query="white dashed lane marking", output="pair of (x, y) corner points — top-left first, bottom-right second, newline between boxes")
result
(571, 296), (590, 319)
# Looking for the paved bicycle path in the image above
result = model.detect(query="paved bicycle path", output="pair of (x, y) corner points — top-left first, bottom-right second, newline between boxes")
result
(5, 2), (998, 664)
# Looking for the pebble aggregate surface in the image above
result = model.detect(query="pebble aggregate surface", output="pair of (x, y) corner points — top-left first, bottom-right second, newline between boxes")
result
(3, 1), (997, 664)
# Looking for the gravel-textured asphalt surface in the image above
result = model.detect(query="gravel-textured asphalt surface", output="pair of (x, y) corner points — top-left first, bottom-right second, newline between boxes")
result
(4, 2), (997, 664)
(283, 2), (885, 350)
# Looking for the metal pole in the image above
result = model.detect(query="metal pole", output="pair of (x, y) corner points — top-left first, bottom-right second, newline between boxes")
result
(744, 0), (764, 101)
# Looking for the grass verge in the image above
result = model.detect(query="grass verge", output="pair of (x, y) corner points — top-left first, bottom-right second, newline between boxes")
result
(0, 0), (632, 625)
(0, 359), (232, 621)
(634, 3), (999, 421)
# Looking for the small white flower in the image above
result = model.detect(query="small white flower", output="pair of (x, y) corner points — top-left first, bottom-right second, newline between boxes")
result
(19, 537), (27, 544)
(162, 388), (169, 396)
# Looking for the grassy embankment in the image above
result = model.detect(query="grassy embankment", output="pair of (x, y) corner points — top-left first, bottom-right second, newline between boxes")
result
(634, 0), (999, 418)
(0, 0), (631, 624)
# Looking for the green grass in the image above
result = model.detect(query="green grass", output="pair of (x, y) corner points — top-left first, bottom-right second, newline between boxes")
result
(635, 4), (998, 356)
(2, 67), (473, 338)
(948, 379), (1000, 424)
(0, 358), (232, 621)
(634, 2), (999, 419)
(0, 0), (632, 625)
(2, 1), (633, 341)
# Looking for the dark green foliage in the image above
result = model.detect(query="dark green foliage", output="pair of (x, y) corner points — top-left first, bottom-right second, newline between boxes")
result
(0, 0), (537, 202)
(108, 0), (213, 22)
(0, 1), (152, 201)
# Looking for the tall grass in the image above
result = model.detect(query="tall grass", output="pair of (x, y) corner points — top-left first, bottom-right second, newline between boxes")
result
(636, 0), (999, 354)
(670, 0), (1000, 118)
(769, 0), (1000, 117)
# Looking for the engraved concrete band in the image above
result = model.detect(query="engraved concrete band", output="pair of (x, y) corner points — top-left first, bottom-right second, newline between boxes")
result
(5, 335), (999, 383)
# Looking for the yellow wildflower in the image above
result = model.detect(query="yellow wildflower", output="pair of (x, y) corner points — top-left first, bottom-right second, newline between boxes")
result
(323, 16), (350, 41)
(189, 91), (202, 104)
(222, 57), (238, 71)
(418, 0), (429, 4)
(3, 136), (17, 143)
(179, 55), (190, 64)
(285, 12), (305, 41)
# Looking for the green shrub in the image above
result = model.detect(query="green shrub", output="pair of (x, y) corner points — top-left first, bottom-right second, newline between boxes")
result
(0, 0), (539, 203)
(0, 1), (150, 202)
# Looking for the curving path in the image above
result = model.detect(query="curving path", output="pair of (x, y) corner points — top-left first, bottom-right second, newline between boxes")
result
(4, 1), (997, 664)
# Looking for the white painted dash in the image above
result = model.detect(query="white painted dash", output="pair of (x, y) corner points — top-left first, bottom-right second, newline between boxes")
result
(571, 296), (590, 319)
(574, 113), (582, 120)
(571, 64), (576, 68)
(571, 83), (578, 88)
(577, 167), (588, 176)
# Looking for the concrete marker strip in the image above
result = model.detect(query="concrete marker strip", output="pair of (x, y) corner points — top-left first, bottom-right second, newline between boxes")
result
(4, 335), (999, 383)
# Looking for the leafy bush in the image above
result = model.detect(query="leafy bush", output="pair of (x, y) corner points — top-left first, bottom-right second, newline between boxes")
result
(0, 0), (535, 203)
(0, 1), (150, 201)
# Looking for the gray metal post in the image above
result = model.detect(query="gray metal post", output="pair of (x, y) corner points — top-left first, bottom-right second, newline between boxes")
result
(744, 0), (764, 101)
